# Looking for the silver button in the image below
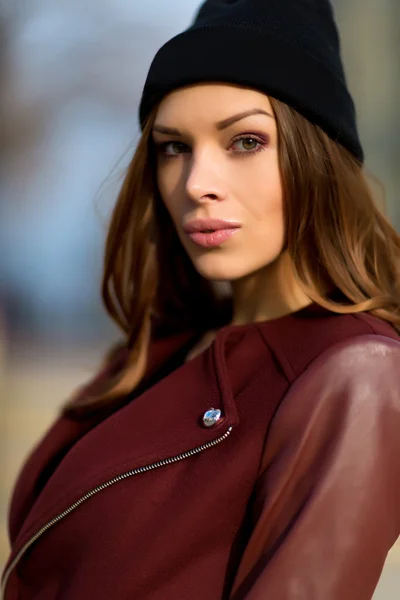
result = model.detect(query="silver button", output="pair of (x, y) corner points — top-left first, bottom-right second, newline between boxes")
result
(203, 408), (222, 428)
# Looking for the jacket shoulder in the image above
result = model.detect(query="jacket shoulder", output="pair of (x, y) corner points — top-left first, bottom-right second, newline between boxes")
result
(296, 333), (400, 391)
(230, 332), (400, 599)
(256, 309), (400, 383)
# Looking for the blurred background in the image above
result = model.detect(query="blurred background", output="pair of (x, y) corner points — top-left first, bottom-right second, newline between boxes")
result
(0, 0), (399, 596)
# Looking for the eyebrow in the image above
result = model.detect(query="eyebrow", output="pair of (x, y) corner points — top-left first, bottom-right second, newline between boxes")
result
(152, 108), (273, 136)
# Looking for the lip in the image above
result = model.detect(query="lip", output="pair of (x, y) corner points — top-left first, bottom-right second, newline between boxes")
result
(183, 219), (242, 234)
(183, 219), (241, 249)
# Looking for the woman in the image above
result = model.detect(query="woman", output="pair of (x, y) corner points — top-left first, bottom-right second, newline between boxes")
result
(2, 1), (400, 598)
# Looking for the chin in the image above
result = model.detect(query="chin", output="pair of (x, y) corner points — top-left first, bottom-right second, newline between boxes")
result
(190, 249), (284, 282)
(191, 255), (252, 282)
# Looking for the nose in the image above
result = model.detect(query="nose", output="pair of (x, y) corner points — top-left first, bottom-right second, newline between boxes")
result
(185, 150), (227, 204)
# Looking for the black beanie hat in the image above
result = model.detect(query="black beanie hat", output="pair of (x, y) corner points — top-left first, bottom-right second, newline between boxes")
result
(139, 0), (364, 163)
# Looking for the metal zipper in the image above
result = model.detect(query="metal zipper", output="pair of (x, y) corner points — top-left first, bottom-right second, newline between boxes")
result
(1, 426), (233, 599)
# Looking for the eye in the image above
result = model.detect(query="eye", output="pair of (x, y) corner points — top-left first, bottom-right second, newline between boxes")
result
(233, 138), (258, 151)
(155, 134), (268, 158)
(231, 136), (267, 155)
(157, 141), (189, 156)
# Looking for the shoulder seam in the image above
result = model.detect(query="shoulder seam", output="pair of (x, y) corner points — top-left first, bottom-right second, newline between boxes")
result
(254, 325), (295, 382)
(296, 333), (400, 381)
(351, 312), (378, 334)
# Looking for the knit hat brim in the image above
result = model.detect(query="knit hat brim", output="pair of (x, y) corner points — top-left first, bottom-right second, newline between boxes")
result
(139, 26), (363, 163)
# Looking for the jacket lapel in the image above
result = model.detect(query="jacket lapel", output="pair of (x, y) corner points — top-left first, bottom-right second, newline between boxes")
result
(8, 329), (240, 564)
(8, 329), (198, 545)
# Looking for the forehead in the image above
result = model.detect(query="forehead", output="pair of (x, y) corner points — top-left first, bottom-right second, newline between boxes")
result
(155, 83), (273, 124)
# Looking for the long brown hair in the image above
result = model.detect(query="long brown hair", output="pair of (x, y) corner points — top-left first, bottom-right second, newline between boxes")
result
(63, 95), (400, 416)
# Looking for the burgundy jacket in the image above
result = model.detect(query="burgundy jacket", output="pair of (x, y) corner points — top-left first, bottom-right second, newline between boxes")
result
(2, 303), (400, 599)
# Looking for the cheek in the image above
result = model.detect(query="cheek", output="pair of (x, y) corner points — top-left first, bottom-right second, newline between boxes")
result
(239, 160), (283, 221)
(156, 166), (180, 222)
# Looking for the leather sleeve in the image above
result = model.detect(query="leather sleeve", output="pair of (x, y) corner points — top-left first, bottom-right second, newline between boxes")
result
(230, 334), (400, 600)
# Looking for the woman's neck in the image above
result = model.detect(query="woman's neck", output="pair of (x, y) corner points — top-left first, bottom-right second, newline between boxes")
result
(230, 250), (312, 326)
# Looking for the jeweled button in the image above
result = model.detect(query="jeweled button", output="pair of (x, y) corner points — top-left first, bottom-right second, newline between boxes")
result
(203, 408), (222, 428)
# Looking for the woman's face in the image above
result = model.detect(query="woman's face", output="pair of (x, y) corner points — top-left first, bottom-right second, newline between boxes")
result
(152, 83), (284, 281)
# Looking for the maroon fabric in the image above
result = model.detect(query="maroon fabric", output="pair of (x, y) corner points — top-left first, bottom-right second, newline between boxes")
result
(2, 304), (400, 599)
